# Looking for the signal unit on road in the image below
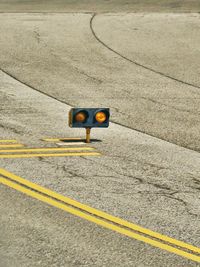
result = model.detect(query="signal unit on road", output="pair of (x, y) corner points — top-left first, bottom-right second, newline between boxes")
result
(68, 108), (110, 143)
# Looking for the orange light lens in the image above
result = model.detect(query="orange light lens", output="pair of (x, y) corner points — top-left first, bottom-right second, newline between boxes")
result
(95, 112), (107, 123)
(75, 112), (86, 122)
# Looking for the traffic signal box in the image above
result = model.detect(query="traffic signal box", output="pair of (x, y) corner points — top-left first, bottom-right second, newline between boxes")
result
(68, 108), (110, 143)
(69, 108), (110, 128)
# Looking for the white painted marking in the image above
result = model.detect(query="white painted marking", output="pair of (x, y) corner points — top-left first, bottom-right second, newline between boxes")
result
(56, 142), (86, 146)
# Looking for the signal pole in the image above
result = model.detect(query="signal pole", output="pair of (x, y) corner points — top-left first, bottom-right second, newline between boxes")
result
(86, 128), (91, 143)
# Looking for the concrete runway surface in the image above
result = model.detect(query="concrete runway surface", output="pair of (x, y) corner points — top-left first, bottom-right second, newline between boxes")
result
(0, 1), (200, 267)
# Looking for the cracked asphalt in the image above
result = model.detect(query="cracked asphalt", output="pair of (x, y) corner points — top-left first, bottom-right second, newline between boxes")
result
(0, 1), (200, 267)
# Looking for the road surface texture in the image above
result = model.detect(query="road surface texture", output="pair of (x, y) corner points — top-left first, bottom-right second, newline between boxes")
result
(0, 13), (200, 151)
(0, 0), (200, 12)
(0, 1), (200, 267)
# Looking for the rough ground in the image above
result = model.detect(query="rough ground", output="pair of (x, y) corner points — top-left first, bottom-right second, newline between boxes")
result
(0, 1), (200, 267)
(0, 0), (200, 12)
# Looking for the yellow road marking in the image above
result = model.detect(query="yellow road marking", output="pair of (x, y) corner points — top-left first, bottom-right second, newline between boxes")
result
(0, 168), (199, 257)
(0, 175), (199, 263)
(0, 152), (101, 158)
(0, 144), (24, 148)
(0, 139), (18, 143)
(1, 168), (199, 253)
(0, 147), (95, 153)
(43, 137), (82, 142)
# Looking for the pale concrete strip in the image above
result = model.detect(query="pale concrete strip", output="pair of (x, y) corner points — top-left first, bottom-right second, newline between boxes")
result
(56, 142), (86, 146)
(43, 137), (82, 142)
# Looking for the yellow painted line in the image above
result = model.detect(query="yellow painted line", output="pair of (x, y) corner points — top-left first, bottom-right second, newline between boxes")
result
(0, 139), (18, 143)
(43, 137), (82, 142)
(0, 144), (24, 148)
(0, 152), (101, 158)
(0, 176), (199, 263)
(0, 168), (199, 256)
(0, 147), (95, 153)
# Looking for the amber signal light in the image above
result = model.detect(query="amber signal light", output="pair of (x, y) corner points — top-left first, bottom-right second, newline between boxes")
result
(95, 112), (107, 123)
(75, 112), (87, 123)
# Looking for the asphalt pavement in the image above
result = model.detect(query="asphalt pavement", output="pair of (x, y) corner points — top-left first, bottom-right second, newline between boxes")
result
(0, 2), (200, 267)
(0, 13), (200, 151)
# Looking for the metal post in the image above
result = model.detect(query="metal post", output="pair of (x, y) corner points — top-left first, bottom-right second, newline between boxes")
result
(86, 128), (91, 143)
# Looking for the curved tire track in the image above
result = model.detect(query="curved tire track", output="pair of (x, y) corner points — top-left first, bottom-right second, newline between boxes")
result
(90, 13), (200, 91)
(0, 13), (199, 153)
(0, 67), (199, 154)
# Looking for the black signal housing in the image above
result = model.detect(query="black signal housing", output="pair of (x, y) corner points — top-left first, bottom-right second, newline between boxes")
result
(69, 108), (110, 128)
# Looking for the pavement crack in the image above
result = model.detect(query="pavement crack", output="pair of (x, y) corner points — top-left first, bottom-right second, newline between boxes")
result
(73, 66), (103, 84)
(192, 178), (200, 185)
(36, 159), (88, 181)
(33, 28), (41, 43)
(62, 166), (87, 180)
(0, 123), (23, 134)
(140, 96), (194, 114)
(159, 194), (199, 217)
(85, 158), (173, 192)
(148, 183), (171, 191)
(188, 178), (200, 191)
